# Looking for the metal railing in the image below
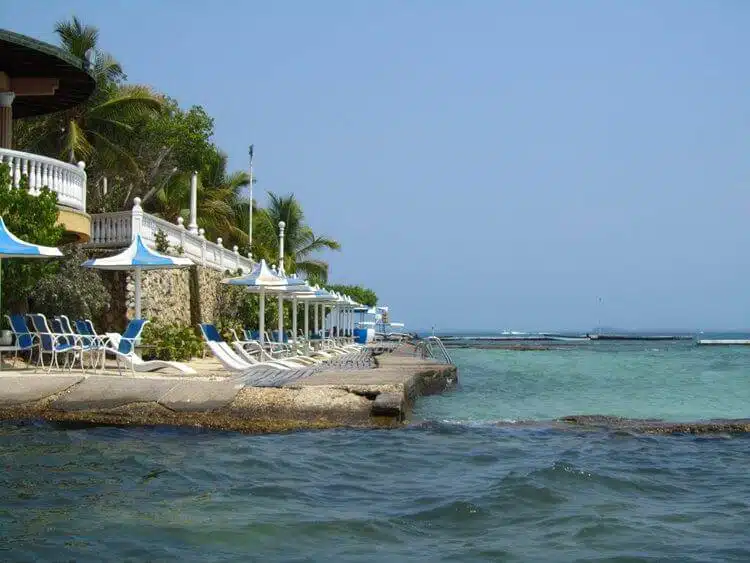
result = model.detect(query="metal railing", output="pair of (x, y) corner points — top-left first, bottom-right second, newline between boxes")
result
(0, 148), (87, 211)
(415, 336), (454, 365)
(87, 198), (255, 273)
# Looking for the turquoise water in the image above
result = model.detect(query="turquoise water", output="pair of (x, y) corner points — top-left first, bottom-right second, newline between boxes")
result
(2, 341), (750, 561)
(415, 341), (750, 422)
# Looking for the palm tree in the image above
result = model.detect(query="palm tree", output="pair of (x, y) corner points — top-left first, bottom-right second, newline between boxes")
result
(13, 17), (162, 171)
(256, 193), (340, 280)
(150, 150), (251, 245)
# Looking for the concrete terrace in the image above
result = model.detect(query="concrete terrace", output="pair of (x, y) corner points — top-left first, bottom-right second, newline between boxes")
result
(0, 343), (459, 432)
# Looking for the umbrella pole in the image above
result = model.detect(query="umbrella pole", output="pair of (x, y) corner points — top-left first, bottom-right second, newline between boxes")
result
(134, 269), (142, 320)
(292, 297), (298, 343)
(259, 290), (265, 345)
(278, 296), (284, 343)
(304, 301), (309, 340)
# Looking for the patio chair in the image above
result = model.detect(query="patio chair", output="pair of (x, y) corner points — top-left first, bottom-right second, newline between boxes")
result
(51, 315), (99, 370)
(2, 314), (39, 369)
(73, 319), (108, 369)
(27, 313), (82, 372)
(101, 319), (196, 376)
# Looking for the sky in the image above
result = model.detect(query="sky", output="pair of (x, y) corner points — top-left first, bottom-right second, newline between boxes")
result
(3, 1), (750, 331)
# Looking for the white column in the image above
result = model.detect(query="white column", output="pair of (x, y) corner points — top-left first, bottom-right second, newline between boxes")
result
(0, 92), (15, 149)
(188, 171), (198, 233)
(278, 221), (286, 272)
(278, 296), (284, 343)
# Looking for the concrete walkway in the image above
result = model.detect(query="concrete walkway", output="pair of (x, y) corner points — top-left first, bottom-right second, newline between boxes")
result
(0, 347), (458, 432)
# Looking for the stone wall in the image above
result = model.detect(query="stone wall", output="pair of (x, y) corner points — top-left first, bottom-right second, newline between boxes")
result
(98, 265), (231, 331)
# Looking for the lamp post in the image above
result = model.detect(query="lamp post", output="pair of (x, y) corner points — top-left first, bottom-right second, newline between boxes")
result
(277, 221), (286, 343)
(248, 145), (254, 249)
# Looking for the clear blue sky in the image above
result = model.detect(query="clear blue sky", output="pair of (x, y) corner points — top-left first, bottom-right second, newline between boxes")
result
(4, 1), (750, 331)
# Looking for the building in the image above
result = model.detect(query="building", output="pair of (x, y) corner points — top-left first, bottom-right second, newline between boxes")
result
(0, 28), (95, 242)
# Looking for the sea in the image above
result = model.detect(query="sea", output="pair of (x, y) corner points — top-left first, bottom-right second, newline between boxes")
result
(2, 332), (750, 562)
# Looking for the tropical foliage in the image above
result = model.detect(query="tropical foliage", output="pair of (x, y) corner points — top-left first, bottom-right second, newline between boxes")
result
(32, 245), (109, 321)
(141, 322), (204, 362)
(13, 16), (343, 280)
(255, 194), (341, 280)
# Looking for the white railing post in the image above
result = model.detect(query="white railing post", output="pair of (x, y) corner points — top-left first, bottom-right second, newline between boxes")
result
(199, 228), (206, 266)
(132, 197), (143, 241)
(216, 237), (223, 268)
(77, 161), (86, 211)
(177, 216), (185, 251)
(233, 245), (240, 271)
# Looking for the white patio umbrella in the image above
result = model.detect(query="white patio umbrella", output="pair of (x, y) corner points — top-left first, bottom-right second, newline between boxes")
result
(0, 217), (62, 315)
(272, 280), (317, 344)
(221, 259), (306, 344)
(297, 286), (337, 340)
(82, 234), (193, 319)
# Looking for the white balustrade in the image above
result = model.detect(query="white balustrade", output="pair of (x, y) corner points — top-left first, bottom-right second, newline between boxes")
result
(87, 200), (254, 273)
(0, 148), (87, 211)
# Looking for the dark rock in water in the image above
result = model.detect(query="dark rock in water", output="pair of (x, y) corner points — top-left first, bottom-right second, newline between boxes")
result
(560, 414), (750, 435)
(371, 393), (404, 419)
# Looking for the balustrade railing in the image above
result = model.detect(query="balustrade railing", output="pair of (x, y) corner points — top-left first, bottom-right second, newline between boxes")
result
(88, 198), (254, 273)
(0, 148), (87, 211)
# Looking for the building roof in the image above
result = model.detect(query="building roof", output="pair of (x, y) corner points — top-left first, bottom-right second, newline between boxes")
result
(0, 28), (96, 118)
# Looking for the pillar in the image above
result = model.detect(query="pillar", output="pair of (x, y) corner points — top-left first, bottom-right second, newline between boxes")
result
(188, 171), (198, 233)
(0, 92), (15, 149)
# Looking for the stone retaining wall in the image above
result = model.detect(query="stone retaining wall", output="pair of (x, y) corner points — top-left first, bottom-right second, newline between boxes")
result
(98, 264), (230, 331)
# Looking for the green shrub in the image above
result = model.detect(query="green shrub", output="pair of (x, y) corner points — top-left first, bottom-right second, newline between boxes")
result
(141, 322), (203, 361)
(154, 229), (170, 253)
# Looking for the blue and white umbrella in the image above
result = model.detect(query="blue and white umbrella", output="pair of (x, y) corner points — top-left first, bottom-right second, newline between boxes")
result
(82, 234), (193, 319)
(222, 259), (307, 344)
(0, 216), (63, 316)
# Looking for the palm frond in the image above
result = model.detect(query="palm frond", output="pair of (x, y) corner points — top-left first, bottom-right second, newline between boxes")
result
(55, 16), (98, 58)
(62, 119), (94, 162)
